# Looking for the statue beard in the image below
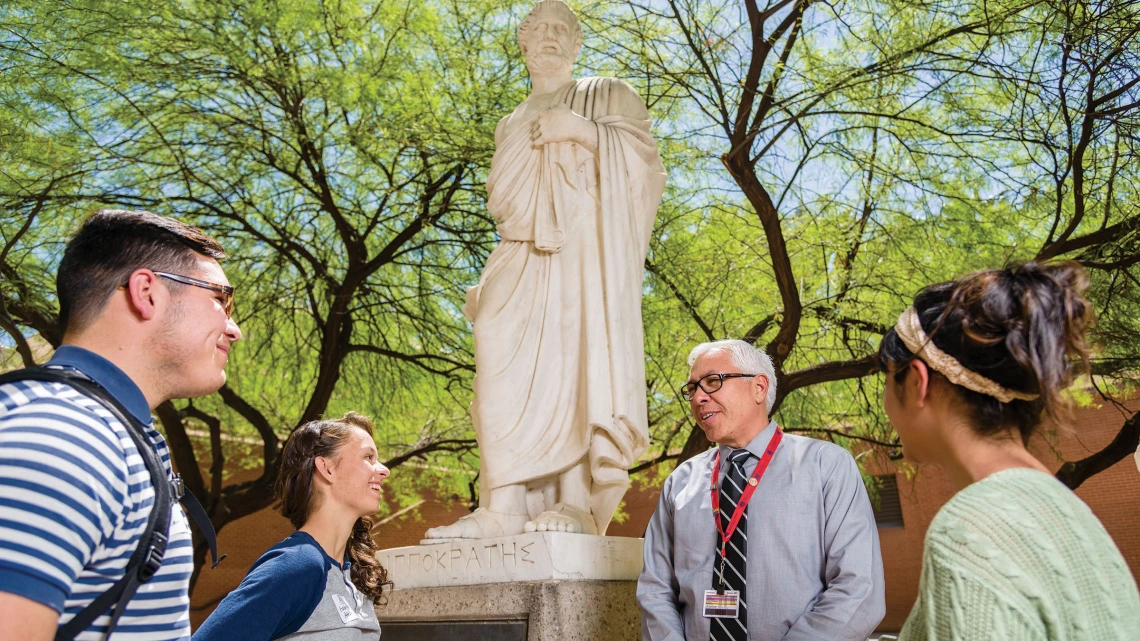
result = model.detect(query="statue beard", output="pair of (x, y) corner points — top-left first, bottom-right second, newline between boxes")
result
(525, 50), (574, 79)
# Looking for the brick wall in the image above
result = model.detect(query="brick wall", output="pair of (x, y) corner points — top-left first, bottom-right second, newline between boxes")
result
(188, 401), (1140, 633)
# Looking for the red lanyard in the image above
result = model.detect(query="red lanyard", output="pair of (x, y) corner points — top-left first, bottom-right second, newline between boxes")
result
(710, 429), (783, 559)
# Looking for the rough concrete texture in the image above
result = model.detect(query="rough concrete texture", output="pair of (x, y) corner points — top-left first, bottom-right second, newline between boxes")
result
(376, 579), (640, 641)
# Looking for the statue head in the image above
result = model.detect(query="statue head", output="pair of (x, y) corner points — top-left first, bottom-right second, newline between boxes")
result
(517, 1), (582, 78)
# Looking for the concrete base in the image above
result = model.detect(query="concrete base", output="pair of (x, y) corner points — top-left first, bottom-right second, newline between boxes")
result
(375, 580), (640, 641)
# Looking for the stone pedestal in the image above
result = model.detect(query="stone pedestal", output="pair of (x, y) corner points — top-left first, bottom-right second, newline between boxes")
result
(376, 580), (639, 641)
(379, 532), (643, 588)
(374, 534), (644, 641)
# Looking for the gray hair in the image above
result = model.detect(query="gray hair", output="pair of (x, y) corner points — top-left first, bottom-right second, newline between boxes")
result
(517, 1), (582, 55)
(688, 340), (778, 413)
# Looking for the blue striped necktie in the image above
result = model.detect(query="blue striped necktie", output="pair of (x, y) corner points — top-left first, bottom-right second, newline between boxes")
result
(712, 448), (751, 641)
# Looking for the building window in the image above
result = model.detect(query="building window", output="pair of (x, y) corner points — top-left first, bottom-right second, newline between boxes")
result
(873, 474), (904, 528)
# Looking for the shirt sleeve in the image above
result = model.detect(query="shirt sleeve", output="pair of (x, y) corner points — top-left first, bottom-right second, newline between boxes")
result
(0, 394), (130, 612)
(636, 474), (687, 641)
(782, 447), (886, 641)
(192, 544), (327, 641)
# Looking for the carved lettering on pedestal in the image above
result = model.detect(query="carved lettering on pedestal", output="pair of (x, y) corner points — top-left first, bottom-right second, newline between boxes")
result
(382, 538), (548, 581)
(466, 544), (482, 570)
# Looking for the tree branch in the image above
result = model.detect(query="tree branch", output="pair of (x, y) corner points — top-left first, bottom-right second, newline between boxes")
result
(348, 344), (474, 376)
(1039, 215), (1140, 259)
(1055, 410), (1140, 490)
(741, 312), (777, 345)
(0, 304), (36, 368)
(382, 437), (477, 470)
(216, 385), (280, 473)
(646, 260), (716, 341)
(154, 401), (206, 498)
(182, 404), (225, 500)
(775, 354), (880, 413)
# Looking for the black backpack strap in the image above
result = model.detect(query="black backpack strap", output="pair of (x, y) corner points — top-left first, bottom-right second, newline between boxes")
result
(0, 367), (174, 641)
(172, 476), (226, 569)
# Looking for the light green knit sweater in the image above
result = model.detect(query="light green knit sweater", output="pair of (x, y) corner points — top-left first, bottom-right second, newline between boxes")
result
(898, 468), (1140, 641)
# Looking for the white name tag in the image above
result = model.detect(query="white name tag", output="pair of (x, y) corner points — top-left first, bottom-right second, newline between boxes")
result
(702, 589), (740, 618)
(332, 594), (362, 624)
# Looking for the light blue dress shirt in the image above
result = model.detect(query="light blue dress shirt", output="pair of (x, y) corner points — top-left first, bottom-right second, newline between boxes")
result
(637, 421), (885, 640)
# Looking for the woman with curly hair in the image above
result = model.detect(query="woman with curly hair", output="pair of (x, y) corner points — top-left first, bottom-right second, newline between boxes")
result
(194, 412), (390, 640)
(880, 262), (1140, 640)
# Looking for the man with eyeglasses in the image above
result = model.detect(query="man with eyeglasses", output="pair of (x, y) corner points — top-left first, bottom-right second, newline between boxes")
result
(0, 209), (242, 640)
(637, 339), (884, 641)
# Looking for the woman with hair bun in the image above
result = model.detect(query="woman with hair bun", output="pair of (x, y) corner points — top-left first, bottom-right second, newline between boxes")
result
(194, 412), (390, 641)
(880, 261), (1140, 640)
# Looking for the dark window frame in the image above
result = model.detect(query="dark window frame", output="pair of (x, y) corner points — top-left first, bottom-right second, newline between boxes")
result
(872, 473), (904, 528)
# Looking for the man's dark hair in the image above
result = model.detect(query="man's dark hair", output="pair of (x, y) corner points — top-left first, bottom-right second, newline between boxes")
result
(57, 209), (226, 334)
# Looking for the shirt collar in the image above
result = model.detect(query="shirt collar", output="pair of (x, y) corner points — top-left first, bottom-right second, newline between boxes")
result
(47, 345), (153, 426)
(718, 419), (778, 461)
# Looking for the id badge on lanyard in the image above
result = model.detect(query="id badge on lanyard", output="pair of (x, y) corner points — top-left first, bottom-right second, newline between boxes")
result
(703, 589), (741, 618)
(702, 429), (783, 621)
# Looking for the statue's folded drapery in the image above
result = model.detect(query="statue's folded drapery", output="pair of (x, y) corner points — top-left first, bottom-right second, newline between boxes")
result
(464, 77), (666, 534)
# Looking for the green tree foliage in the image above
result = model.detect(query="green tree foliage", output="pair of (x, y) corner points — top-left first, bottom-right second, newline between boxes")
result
(2, 0), (1138, 588)
(1, 0), (536, 586)
(581, 0), (1140, 479)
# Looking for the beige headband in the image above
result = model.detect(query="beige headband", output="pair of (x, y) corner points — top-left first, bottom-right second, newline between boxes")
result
(894, 307), (1039, 403)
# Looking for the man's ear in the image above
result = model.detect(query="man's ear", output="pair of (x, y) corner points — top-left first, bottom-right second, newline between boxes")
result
(124, 269), (161, 321)
(752, 374), (770, 406)
(314, 456), (336, 483)
(909, 359), (932, 408)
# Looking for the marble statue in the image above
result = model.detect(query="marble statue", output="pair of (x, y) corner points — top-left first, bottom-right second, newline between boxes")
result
(426, 0), (666, 540)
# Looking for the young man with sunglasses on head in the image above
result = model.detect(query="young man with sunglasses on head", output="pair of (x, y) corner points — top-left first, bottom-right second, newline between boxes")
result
(637, 340), (884, 641)
(0, 210), (242, 640)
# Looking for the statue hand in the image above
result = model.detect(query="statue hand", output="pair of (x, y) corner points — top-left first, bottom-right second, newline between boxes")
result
(531, 104), (595, 151)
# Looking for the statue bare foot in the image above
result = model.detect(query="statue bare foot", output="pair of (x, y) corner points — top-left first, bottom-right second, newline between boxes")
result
(423, 508), (527, 541)
(524, 503), (598, 534)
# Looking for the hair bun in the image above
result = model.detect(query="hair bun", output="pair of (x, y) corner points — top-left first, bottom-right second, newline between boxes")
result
(963, 260), (1093, 423)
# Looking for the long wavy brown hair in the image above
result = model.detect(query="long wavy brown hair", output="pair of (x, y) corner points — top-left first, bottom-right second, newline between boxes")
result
(275, 412), (390, 600)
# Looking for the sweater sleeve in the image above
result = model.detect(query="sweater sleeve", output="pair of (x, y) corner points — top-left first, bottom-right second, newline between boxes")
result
(192, 543), (327, 641)
(898, 535), (1046, 641)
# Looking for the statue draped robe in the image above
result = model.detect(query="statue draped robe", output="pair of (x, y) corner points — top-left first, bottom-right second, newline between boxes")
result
(464, 77), (666, 534)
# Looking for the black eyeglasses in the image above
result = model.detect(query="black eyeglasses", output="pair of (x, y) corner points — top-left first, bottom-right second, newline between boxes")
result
(679, 373), (757, 401)
(153, 271), (235, 318)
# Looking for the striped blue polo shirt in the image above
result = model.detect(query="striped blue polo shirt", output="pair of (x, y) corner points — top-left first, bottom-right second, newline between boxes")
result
(0, 346), (193, 640)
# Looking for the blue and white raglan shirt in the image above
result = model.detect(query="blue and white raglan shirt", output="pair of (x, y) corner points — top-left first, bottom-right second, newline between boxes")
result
(0, 346), (193, 640)
(192, 531), (380, 641)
